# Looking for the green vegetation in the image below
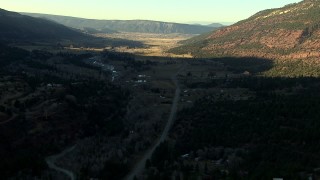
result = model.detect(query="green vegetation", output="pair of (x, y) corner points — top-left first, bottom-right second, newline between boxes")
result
(99, 160), (129, 180)
(0, 44), (30, 66)
(142, 56), (320, 179)
(179, 31), (214, 45)
(238, 43), (264, 50)
(4, 1), (320, 179)
(264, 60), (320, 77)
(0, 45), (131, 179)
(0, 9), (87, 41)
(296, 6), (320, 22)
(0, 9), (143, 48)
(169, 0), (320, 59)
(212, 57), (273, 73)
(144, 141), (177, 180)
(174, 76), (320, 179)
(274, 22), (306, 30)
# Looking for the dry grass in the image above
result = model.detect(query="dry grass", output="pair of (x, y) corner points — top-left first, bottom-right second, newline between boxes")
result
(96, 32), (194, 57)
(12, 32), (195, 58)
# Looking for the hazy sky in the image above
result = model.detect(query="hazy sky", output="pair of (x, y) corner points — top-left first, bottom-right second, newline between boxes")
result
(1, 0), (302, 24)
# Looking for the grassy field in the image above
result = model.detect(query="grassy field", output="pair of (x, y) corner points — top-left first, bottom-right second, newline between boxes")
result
(97, 32), (194, 57)
(13, 32), (195, 58)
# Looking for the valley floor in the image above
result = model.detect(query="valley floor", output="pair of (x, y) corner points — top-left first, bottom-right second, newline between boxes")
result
(96, 32), (194, 57)
(2, 32), (320, 180)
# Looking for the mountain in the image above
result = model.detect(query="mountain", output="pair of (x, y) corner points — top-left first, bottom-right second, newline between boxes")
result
(82, 27), (118, 34)
(0, 8), (88, 42)
(206, 23), (224, 28)
(22, 13), (217, 34)
(0, 9), (144, 48)
(171, 0), (320, 60)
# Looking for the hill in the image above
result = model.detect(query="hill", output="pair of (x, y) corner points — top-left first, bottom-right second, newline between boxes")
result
(170, 0), (320, 60)
(82, 27), (118, 34)
(22, 13), (217, 34)
(0, 9), (144, 48)
(0, 8), (88, 42)
(206, 22), (224, 27)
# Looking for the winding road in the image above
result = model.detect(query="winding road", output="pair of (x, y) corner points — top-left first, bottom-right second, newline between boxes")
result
(0, 114), (17, 125)
(45, 64), (185, 180)
(124, 64), (185, 180)
(45, 145), (76, 180)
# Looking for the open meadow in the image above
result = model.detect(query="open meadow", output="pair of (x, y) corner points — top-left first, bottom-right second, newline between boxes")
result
(96, 32), (194, 57)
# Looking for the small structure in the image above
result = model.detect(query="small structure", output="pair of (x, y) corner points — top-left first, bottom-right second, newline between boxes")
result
(138, 74), (146, 78)
(181, 154), (189, 158)
(243, 71), (251, 76)
(136, 80), (147, 83)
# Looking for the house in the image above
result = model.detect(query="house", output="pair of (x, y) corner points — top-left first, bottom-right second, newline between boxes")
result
(243, 71), (251, 76)
(181, 154), (189, 158)
(138, 74), (146, 78)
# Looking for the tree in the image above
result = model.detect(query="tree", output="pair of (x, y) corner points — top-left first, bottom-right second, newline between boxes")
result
(195, 163), (200, 172)
(145, 159), (151, 169)
(175, 174), (181, 180)
(208, 72), (216, 79)
(204, 162), (208, 174)
(14, 100), (21, 108)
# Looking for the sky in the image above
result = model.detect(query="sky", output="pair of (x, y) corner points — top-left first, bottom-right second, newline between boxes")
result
(1, 0), (302, 24)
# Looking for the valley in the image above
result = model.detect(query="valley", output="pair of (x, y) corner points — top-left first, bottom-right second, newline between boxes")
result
(22, 13), (218, 35)
(2, 1), (320, 180)
(96, 32), (194, 57)
(3, 40), (320, 179)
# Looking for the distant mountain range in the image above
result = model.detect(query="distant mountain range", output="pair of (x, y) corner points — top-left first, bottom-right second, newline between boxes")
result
(170, 0), (320, 61)
(22, 13), (218, 34)
(0, 8), (87, 42)
(0, 9), (143, 48)
(206, 23), (224, 28)
(191, 23), (224, 28)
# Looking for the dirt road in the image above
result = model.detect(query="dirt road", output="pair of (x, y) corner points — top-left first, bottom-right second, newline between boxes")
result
(124, 64), (184, 180)
(46, 146), (76, 180)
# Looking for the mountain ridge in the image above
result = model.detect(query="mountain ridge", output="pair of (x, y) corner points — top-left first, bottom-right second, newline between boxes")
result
(170, 0), (320, 61)
(0, 9), (144, 48)
(0, 8), (88, 42)
(22, 12), (218, 34)
(207, 23), (224, 27)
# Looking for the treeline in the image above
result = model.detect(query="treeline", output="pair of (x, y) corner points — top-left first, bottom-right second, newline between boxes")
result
(102, 50), (158, 71)
(0, 44), (30, 67)
(173, 76), (320, 179)
(188, 76), (319, 91)
(57, 52), (101, 70)
(68, 80), (130, 136)
(264, 60), (320, 77)
(0, 46), (132, 179)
